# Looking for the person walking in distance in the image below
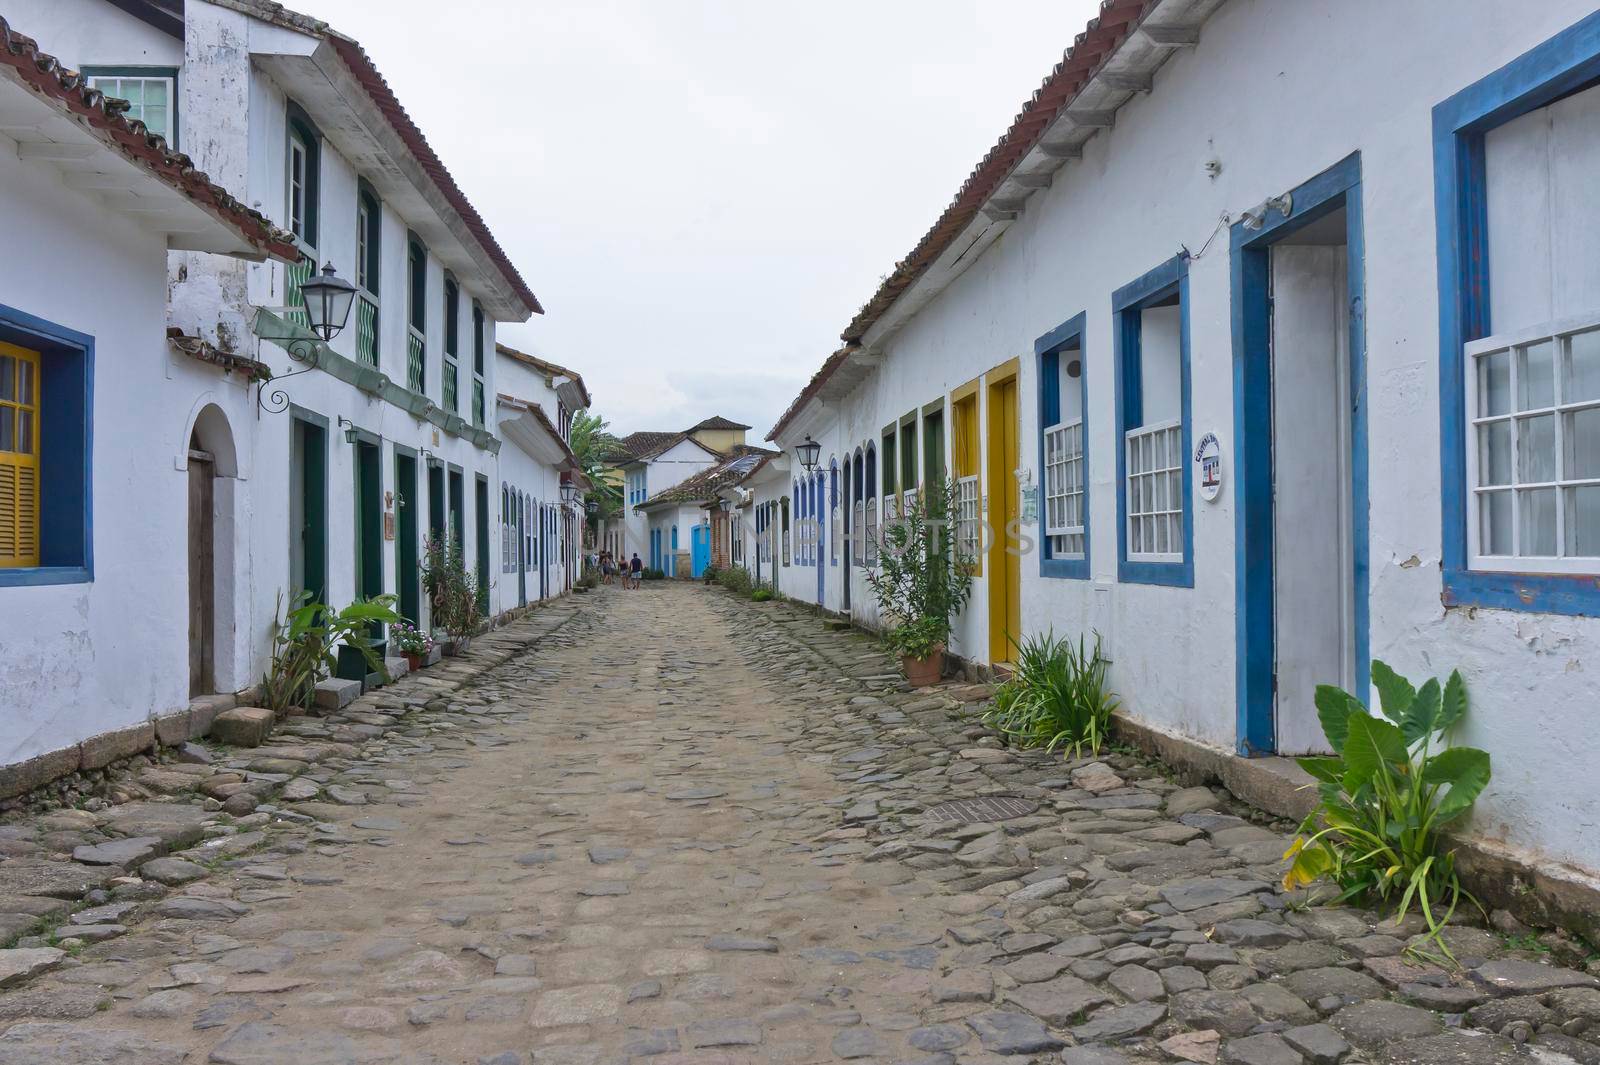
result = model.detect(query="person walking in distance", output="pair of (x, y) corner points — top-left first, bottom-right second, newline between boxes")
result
(629, 552), (643, 589)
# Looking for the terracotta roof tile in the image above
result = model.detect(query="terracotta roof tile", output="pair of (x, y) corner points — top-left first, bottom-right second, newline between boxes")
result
(770, 0), (1150, 441)
(205, 1), (542, 316)
(0, 15), (299, 262)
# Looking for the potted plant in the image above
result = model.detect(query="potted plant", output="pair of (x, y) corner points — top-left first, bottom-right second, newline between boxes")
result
(866, 477), (974, 687)
(419, 534), (481, 655)
(389, 620), (433, 671)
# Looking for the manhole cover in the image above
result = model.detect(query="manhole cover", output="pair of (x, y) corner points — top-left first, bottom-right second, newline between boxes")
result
(922, 796), (1039, 823)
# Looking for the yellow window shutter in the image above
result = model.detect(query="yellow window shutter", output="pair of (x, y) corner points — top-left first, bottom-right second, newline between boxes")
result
(0, 341), (41, 568)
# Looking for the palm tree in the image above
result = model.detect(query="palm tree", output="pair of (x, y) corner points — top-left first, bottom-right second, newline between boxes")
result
(569, 411), (622, 529)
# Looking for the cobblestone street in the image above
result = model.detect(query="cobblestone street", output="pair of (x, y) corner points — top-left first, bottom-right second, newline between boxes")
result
(0, 584), (1596, 1064)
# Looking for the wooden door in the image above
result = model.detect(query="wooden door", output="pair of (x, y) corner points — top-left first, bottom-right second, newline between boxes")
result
(986, 369), (1022, 664)
(188, 447), (215, 697)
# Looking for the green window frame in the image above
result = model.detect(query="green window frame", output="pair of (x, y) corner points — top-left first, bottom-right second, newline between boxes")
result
(83, 66), (178, 146)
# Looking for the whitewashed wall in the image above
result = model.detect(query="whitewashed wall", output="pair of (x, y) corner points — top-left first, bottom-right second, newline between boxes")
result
(780, 0), (1600, 875)
(0, 145), (196, 762)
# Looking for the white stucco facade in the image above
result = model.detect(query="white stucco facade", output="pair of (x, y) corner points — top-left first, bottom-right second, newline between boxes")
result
(771, 0), (1600, 882)
(2, 0), (557, 784)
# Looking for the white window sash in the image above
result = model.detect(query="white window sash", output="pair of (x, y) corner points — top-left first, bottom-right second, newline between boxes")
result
(1044, 419), (1085, 560)
(1125, 417), (1183, 564)
(1465, 309), (1600, 573)
(955, 474), (981, 562)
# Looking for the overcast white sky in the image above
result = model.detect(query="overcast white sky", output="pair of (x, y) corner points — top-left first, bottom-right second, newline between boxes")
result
(313, 0), (1103, 439)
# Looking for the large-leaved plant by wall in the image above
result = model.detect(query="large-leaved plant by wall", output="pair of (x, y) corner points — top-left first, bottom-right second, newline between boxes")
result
(866, 478), (974, 660)
(1283, 661), (1491, 959)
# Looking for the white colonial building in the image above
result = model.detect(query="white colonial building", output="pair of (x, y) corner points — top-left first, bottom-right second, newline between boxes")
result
(602, 415), (753, 572)
(3, 0), (589, 795)
(495, 344), (591, 604)
(0, 13), (297, 789)
(770, 1), (1600, 896)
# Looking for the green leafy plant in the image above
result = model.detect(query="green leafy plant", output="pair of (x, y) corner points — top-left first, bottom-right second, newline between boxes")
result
(866, 478), (974, 662)
(750, 587), (774, 602)
(982, 631), (1118, 759)
(419, 534), (481, 641)
(1283, 661), (1490, 960)
(262, 591), (401, 715)
(716, 566), (754, 596)
(642, 567), (665, 581)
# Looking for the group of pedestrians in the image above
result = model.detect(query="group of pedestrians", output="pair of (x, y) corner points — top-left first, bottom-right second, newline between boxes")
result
(598, 550), (644, 589)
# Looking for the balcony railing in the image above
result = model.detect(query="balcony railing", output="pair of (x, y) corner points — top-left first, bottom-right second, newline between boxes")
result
(473, 377), (485, 427)
(355, 295), (379, 368)
(285, 253), (315, 328)
(443, 356), (458, 412)
(407, 327), (425, 393)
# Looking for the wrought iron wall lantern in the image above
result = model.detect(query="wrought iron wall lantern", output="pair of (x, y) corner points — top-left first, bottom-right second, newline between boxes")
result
(796, 436), (821, 472)
(560, 482), (581, 505)
(337, 415), (358, 444)
(255, 263), (357, 414)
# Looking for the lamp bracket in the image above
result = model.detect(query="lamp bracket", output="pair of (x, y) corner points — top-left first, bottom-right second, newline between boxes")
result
(254, 335), (322, 415)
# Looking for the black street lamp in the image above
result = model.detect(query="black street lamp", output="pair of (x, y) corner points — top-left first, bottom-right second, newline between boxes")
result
(561, 482), (580, 505)
(301, 263), (358, 342)
(796, 436), (821, 472)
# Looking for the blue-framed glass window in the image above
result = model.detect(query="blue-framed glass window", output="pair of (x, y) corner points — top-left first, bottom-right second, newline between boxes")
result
(0, 305), (93, 587)
(1036, 311), (1089, 579)
(1435, 12), (1600, 616)
(1114, 254), (1193, 587)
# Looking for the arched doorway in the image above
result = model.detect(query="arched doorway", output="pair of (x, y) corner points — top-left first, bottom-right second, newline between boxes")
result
(188, 427), (215, 697)
(185, 404), (237, 697)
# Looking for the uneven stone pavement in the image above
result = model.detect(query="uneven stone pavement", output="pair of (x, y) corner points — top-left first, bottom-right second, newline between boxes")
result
(0, 584), (1597, 1063)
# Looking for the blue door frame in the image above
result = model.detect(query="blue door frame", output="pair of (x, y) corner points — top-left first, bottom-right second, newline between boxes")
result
(814, 474), (825, 605)
(1230, 151), (1369, 756)
(691, 523), (711, 578)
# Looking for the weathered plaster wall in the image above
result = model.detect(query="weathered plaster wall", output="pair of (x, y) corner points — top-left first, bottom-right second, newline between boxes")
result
(0, 147), (189, 763)
(780, 0), (1600, 876)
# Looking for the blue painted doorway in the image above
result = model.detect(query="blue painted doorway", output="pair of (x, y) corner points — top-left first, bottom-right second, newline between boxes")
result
(691, 524), (711, 578)
(1231, 152), (1369, 757)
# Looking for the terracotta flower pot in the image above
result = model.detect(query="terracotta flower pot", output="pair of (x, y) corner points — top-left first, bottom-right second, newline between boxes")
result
(403, 652), (424, 671)
(901, 647), (945, 688)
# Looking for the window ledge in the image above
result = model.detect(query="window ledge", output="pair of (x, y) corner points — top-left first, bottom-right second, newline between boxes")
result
(1443, 567), (1600, 617)
(1117, 559), (1193, 588)
(0, 566), (92, 588)
(1040, 557), (1090, 580)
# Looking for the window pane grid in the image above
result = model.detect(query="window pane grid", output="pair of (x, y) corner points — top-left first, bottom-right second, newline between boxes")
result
(955, 474), (980, 562)
(90, 76), (172, 139)
(1044, 419), (1084, 559)
(0, 345), (41, 567)
(1125, 418), (1182, 562)
(1470, 321), (1600, 563)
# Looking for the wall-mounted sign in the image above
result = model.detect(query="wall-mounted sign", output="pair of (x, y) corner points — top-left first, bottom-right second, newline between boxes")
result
(1195, 432), (1223, 501)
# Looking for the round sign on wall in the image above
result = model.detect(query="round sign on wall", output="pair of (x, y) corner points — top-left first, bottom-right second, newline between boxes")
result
(1195, 432), (1223, 501)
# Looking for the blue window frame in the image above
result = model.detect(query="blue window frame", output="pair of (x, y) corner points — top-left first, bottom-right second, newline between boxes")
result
(1434, 12), (1600, 616)
(829, 459), (839, 566)
(1036, 311), (1090, 580)
(0, 303), (93, 587)
(1113, 254), (1193, 587)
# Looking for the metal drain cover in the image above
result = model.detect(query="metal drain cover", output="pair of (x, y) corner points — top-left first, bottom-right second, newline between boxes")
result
(922, 796), (1039, 823)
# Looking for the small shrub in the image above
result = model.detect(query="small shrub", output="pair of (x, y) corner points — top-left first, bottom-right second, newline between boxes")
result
(702, 564), (722, 583)
(867, 478), (973, 660)
(642, 567), (665, 581)
(982, 631), (1117, 759)
(262, 591), (401, 715)
(1283, 660), (1491, 960)
(716, 566), (754, 596)
(750, 587), (774, 602)
(419, 535), (480, 640)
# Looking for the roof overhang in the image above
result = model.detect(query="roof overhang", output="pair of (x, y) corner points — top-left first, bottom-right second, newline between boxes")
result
(497, 394), (573, 468)
(252, 33), (536, 320)
(770, 0), (1226, 440)
(0, 43), (295, 260)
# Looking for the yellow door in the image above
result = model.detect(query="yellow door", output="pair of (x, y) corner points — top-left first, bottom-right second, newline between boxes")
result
(986, 363), (1021, 664)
